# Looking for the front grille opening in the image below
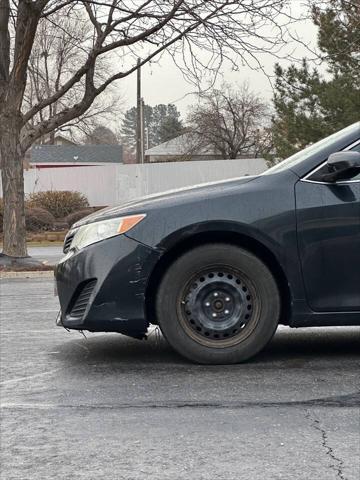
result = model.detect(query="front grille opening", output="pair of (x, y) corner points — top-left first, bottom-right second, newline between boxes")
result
(68, 279), (97, 319)
(63, 232), (75, 253)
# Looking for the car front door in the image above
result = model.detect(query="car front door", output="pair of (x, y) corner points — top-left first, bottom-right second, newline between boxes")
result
(295, 141), (360, 312)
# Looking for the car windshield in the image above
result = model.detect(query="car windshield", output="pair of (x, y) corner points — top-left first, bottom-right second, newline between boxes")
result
(263, 123), (360, 175)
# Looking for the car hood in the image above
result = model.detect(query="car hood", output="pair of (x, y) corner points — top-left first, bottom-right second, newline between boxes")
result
(73, 175), (258, 227)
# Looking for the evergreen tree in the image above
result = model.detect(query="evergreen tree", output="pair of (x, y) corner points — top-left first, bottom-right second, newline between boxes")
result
(272, 0), (360, 159)
(121, 106), (153, 153)
(157, 104), (183, 143)
(121, 107), (137, 153)
(158, 115), (184, 144)
(121, 103), (183, 153)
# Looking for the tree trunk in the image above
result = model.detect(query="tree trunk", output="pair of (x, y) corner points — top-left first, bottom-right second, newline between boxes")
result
(0, 113), (28, 257)
(229, 149), (237, 159)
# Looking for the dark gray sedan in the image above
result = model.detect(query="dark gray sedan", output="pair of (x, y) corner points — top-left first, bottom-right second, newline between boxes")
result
(55, 122), (360, 364)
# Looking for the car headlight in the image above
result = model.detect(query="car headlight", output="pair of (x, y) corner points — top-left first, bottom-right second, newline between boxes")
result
(70, 214), (146, 250)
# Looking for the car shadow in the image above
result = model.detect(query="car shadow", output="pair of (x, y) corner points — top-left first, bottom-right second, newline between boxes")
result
(55, 326), (360, 367)
(256, 326), (360, 364)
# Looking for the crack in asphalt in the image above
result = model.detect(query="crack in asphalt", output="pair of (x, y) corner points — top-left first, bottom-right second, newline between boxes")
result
(1, 392), (359, 410)
(305, 411), (347, 480)
(0, 368), (62, 386)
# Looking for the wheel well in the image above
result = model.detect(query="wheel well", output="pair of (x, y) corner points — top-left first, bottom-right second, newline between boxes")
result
(145, 231), (291, 326)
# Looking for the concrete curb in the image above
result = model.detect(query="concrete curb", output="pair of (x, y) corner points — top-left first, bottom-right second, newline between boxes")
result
(27, 231), (67, 243)
(0, 271), (54, 279)
(0, 231), (67, 244)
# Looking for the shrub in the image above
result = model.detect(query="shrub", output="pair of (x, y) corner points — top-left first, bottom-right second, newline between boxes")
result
(25, 207), (55, 232)
(27, 191), (89, 218)
(66, 208), (94, 228)
(53, 220), (70, 232)
(0, 199), (56, 233)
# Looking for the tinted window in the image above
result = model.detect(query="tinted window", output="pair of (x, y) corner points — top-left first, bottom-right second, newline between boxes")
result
(264, 123), (360, 175)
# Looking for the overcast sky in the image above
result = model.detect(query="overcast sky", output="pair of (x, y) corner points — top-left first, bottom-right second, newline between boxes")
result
(117, 1), (321, 121)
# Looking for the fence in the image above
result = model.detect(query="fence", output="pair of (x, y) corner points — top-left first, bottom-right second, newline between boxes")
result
(0, 158), (267, 206)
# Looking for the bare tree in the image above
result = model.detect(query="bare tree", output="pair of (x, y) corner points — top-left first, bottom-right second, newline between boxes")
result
(0, 0), (293, 259)
(25, 11), (120, 144)
(84, 125), (119, 144)
(188, 84), (272, 159)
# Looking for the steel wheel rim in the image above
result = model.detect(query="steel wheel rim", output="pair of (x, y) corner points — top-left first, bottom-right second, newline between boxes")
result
(177, 265), (261, 348)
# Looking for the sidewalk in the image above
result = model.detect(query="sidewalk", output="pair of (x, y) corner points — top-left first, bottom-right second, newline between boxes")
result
(28, 246), (63, 265)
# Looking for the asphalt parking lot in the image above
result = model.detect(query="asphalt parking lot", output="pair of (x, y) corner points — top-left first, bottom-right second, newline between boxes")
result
(0, 276), (359, 480)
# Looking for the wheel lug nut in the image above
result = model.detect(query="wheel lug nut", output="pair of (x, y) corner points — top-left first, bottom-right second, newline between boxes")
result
(205, 302), (210, 307)
(225, 297), (230, 302)
(214, 292), (219, 297)
(225, 310), (230, 314)
(212, 313), (217, 318)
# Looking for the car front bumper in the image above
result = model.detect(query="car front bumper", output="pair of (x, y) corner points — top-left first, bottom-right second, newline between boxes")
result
(54, 234), (161, 339)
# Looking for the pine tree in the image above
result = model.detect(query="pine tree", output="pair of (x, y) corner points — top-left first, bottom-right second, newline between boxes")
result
(158, 115), (184, 143)
(121, 103), (183, 153)
(272, 0), (360, 159)
(121, 106), (152, 153)
(121, 107), (137, 153)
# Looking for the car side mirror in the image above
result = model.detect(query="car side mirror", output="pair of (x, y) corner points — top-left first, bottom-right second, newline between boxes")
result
(321, 151), (360, 183)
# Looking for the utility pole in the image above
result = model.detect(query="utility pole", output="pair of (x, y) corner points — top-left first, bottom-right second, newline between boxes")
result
(136, 59), (141, 164)
(136, 58), (145, 164)
(140, 98), (145, 163)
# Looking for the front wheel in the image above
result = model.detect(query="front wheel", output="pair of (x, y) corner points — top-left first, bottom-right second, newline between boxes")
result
(156, 244), (280, 364)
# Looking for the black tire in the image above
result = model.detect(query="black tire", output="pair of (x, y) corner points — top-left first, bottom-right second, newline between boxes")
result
(156, 243), (280, 364)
